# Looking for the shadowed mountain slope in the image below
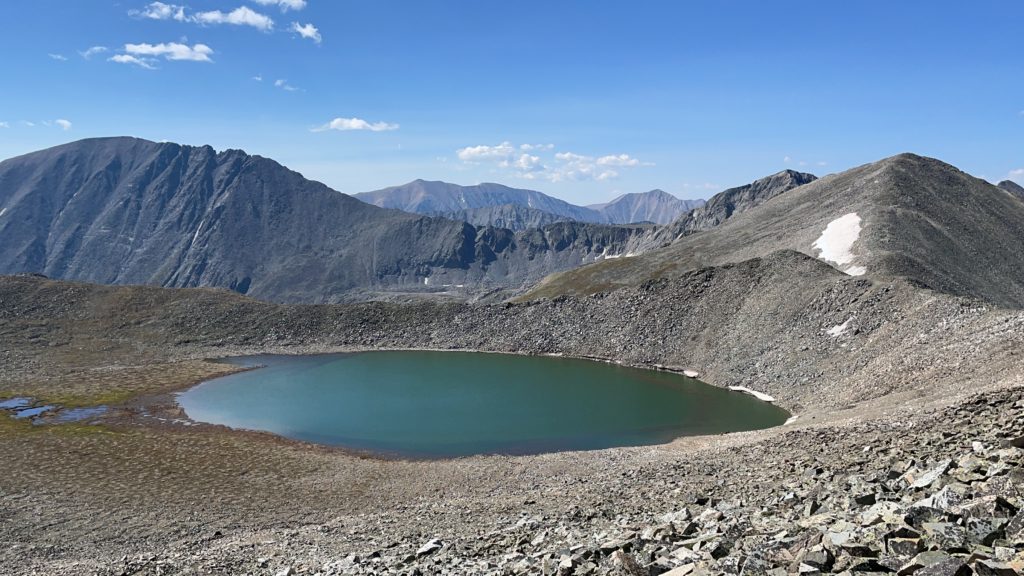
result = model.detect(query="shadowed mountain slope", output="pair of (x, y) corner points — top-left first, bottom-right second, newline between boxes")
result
(528, 154), (1024, 309)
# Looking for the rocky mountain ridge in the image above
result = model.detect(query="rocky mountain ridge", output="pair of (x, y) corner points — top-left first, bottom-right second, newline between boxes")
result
(531, 155), (1024, 309)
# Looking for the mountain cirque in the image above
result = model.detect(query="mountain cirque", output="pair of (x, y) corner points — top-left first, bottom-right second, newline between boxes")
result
(2, 147), (1024, 575)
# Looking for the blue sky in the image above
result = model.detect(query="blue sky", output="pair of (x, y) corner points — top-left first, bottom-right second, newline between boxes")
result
(1, 1), (1022, 204)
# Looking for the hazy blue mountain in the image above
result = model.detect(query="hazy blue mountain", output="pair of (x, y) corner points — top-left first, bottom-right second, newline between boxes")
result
(587, 189), (705, 225)
(355, 180), (605, 223)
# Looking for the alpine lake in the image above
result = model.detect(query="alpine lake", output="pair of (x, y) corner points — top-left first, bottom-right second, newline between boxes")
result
(177, 351), (789, 458)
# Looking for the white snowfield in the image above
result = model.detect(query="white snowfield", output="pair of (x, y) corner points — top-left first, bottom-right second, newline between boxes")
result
(812, 212), (866, 276)
(728, 386), (776, 403)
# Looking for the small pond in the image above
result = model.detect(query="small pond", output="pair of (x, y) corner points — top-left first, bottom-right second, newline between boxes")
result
(177, 351), (789, 458)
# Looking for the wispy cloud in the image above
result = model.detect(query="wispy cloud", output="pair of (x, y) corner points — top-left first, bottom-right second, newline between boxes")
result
(55, 119), (72, 131)
(1010, 168), (1024, 183)
(596, 154), (640, 167)
(109, 54), (157, 69)
(252, 74), (263, 81)
(455, 142), (650, 182)
(79, 46), (108, 59)
(0, 122), (9, 128)
(48, 53), (68, 61)
(253, 0), (307, 11)
(274, 78), (301, 92)
(291, 22), (321, 43)
(312, 117), (400, 132)
(131, 2), (274, 31)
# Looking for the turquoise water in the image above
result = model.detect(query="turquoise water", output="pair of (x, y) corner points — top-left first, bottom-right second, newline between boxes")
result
(178, 351), (789, 458)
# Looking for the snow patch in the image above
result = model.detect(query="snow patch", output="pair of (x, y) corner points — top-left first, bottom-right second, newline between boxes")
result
(0, 208), (6, 218)
(191, 219), (205, 245)
(423, 277), (430, 286)
(812, 213), (865, 276)
(683, 370), (699, 378)
(728, 386), (776, 403)
(845, 265), (867, 276)
(784, 415), (799, 425)
(826, 318), (853, 337)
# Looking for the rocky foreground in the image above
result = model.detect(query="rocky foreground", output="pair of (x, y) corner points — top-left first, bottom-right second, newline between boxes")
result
(82, 386), (1021, 576)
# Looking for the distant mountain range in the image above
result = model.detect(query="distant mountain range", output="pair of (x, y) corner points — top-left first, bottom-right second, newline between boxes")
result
(355, 180), (704, 230)
(0, 138), (660, 302)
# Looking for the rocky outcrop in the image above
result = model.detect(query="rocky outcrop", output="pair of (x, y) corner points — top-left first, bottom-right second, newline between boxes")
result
(665, 169), (817, 237)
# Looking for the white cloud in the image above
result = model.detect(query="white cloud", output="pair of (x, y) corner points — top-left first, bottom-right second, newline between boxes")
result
(48, 53), (68, 61)
(312, 117), (400, 132)
(457, 142), (516, 162)
(131, 2), (187, 21)
(596, 154), (640, 167)
(1010, 168), (1024, 183)
(109, 54), (157, 69)
(125, 42), (214, 62)
(783, 156), (792, 163)
(274, 78), (300, 92)
(0, 122), (8, 128)
(131, 3), (274, 31)
(79, 46), (108, 59)
(512, 154), (544, 173)
(22, 121), (35, 127)
(55, 119), (72, 131)
(192, 7), (274, 31)
(455, 142), (647, 182)
(253, 0), (307, 11)
(252, 74), (263, 81)
(290, 22), (322, 43)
